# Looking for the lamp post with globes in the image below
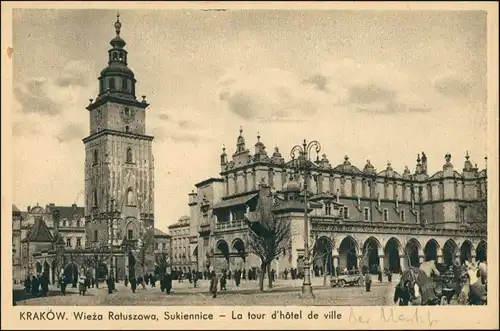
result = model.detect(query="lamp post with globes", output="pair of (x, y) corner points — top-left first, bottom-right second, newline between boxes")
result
(106, 198), (120, 290)
(290, 139), (321, 299)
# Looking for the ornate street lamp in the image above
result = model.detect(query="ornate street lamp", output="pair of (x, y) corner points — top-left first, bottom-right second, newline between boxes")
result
(106, 198), (120, 289)
(290, 139), (321, 299)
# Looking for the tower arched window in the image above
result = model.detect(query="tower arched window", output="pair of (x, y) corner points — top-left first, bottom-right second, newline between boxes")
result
(122, 78), (128, 92)
(126, 188), (134, 206)
(126, 147), (133, 163)
(109, 78), (115, 90)
(99, 79), (104, 94)
(119, 52), (124, 61)
(93, 149), (98, 165)
(439, 182), (445, 200)
(112, 52), (118, 60)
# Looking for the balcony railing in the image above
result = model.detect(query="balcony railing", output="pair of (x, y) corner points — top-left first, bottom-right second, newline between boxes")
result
(215, 219), (246, 230)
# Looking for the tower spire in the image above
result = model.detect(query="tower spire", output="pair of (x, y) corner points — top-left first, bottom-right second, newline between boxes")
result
(115, 11), (121, 36)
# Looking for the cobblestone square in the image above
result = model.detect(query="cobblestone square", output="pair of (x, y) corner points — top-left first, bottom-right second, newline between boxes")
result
(14, 276), (397, 306)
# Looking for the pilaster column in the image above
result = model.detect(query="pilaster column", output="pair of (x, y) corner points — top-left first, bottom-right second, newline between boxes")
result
(357, 255), (364, 270)
(379, 256), (385, 269)
(399, 256), (406, 271)
(332, 256), (339, 276)
(437, 248), (443, 264)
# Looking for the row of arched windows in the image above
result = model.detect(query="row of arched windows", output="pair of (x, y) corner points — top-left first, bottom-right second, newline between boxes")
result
(92, 147), (133, 165)
(99, 77), (135, 95)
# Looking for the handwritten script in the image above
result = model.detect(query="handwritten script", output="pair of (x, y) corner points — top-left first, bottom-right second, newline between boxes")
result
(348, 307), (438, 327)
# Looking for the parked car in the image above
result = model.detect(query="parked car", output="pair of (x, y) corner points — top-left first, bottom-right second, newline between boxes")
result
(330, 270), (363, 287)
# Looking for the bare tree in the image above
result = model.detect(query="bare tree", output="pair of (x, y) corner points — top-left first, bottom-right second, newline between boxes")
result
(84, 243), (108, 288)
(468, 182), (487, 233)
(138, 227), (155, 276)
(309, 234), (337, 287)
(245, 189), (291, 291)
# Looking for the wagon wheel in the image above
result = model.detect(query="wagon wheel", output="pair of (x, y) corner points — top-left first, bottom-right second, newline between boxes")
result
(338, 280), (345, 287)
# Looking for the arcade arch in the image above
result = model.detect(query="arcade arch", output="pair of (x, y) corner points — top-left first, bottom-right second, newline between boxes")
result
(442, 239), (458, 266)
(460, 240), (473, 263)
(362, 237), (382, 271)
(312, 236), (334, 274)
(476, 240), (487, 262)
(384, 237), (402, 273)
(405, 238), (422, 267)
(338, 236), (359, 271)
(423, 239), (440, 261)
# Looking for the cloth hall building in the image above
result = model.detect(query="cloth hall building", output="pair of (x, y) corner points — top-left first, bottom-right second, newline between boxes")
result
(182, 129), (487, 276)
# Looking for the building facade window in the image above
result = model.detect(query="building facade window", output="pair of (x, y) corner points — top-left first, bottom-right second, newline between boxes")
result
(127, 229), (133, 240)
(351, 179), (356, 196)
(402, 184), (407, 201)
(109, 78), (115, 90)
(126, 147), (133, 163)
(126, 188), (134, 206)
(122, 78), (128, 92)
(94, 230), (98, 242)
(343, 207), (349, 219)
(363, 207), (370, 222)
(76, 219), (81, 227)
(62, 219), (67, 227)
(459, 206), (466, 223)
(427, 184), (433, 201)
(439, 182), (445, 200)
(66, 237), (72, 248)
(76, 237), (82, 247)
(383, 208), (389, 222)
(325, 203), (332, 216)
(400, 210), (406, 222)
(93, 149), (98, 165)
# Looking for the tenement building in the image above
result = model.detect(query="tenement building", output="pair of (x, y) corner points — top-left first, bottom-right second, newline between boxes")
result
(168, 216), (192, 272)
(184, 128), (487, 276)
(13, 14), (162, 282)
(11, 203), (86, 283)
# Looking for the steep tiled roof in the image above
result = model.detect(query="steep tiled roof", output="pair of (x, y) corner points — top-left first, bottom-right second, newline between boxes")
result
(22, 218), (54, 243)
(46, 205), (84, 220)
(154, 228), (170, 237)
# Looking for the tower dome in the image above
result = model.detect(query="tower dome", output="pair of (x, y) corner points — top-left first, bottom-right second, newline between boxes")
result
(96, 12), (137, 102)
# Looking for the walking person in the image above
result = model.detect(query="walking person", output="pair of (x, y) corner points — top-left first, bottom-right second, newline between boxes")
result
(364, 272), (372, 292)
(130, 276), (137, 293)
(165, 273), (173, 295)
(210, 271), (218, 298)
(220, 271), (227, 291)
(377, 265), (383, 283)
(387, 269), (393, 283)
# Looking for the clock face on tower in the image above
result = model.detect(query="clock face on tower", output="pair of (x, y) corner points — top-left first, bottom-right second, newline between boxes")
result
(120, 107), (136, 124)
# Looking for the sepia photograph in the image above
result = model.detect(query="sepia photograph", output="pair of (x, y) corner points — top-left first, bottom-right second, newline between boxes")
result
(4, 2), (495, 319)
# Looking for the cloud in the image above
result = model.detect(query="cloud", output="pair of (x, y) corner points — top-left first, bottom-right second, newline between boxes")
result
(55, 60), (93, 88)
(218, 67), (324, 122)
(433, 75), (473, 98)
(14, 78), (63, 116)
(157, 113), (170, 121)
(13, 120), (41, 137)
(55, 123), (85, 143)
(348, 84), (397, 104)
(302, 74), (330, 92)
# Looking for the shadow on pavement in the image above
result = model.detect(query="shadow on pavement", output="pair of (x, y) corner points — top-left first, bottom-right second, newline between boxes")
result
(13, 289), (85, 303)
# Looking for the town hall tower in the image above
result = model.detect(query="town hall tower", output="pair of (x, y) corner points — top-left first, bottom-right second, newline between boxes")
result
(83, 14), (155, 277)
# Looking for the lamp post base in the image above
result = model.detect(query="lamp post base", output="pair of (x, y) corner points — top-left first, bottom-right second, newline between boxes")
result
(299, 283), (315, 299)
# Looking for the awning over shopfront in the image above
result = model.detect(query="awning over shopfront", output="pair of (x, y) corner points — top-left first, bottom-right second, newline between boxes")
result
(212, 193), (259, 211)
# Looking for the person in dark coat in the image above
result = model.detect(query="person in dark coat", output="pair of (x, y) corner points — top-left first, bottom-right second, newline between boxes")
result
(106, 276), (114, 294)
(242, 268), (246, 280)
(220, 272), (227, 291)
(377, 266), (383, 283)
(160, 274), (165, 292)
(31, 275), (39, 297)
(387, 269), (393, 283)
(24, 276), (31, 293)
(40, 273), (49, 296)
(165, 273), (173, 295)
(364, 272), (372, 292)
(234, 269), (241, 288)
(192, 271), (198, 288)
(124, 275), (129, 287)
(209, 271), (218, 298)
(130, 276), (137, 293)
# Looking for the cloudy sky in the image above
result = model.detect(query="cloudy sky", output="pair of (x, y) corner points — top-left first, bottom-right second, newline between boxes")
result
(11, 8), (488, 232)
